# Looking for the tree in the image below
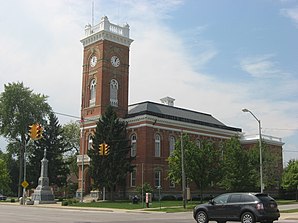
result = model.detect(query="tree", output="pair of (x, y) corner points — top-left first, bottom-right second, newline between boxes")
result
(168, 135), (222, 202)
(61, 121), (80, 154)
(135, 182), (153, 199)
(27, 113), (70, 189)
(0, 82), (51, 198)
(249, 142), (279, 190)
(0, 149), (18, 196)
(88, 106), (134, 200)
(219, 136), (258, 191)
(0, 153), (11, 194)
(61, 121), (80, 179)
(282, 160), (298, 193)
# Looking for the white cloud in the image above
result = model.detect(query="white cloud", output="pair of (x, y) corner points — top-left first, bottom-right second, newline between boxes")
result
(281, 7), (298, 27)
(0, 0), (297, 164)
(239, 55), (282, 78)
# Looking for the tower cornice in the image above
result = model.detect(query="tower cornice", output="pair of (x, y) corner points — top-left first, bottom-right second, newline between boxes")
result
(80, 16), (133, 47)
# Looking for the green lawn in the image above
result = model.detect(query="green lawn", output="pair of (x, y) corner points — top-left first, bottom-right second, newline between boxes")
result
(67, 199), (298, 213)
(69, 200), (198, 210)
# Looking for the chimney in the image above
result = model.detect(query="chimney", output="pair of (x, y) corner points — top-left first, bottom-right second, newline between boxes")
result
(160, 97), (175, 106)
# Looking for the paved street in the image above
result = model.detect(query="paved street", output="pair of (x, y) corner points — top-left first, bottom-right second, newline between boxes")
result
(0, 203), (297, 223)
(0, 204), (192, 223)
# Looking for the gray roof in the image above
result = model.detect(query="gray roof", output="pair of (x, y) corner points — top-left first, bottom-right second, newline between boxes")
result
(127, 101), (241, 132)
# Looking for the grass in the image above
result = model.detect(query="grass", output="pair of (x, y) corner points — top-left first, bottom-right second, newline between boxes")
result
(277, 200), (298, 205)
(69, 200), (198, 211)
(67, 199), (298, 213)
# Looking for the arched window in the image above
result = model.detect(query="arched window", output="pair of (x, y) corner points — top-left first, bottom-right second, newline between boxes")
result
(88, 134), (93, 150)
(89, 79), (96, 106)
(110, 79), (118, 107)
(155, 134), (161, 157)
(131, 134), (137, 157)
(196, 139), (201, 149)
(169, 136), (175, 155)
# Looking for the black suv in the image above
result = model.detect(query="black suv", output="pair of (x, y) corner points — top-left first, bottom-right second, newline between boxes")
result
(193, 193), (280, 223)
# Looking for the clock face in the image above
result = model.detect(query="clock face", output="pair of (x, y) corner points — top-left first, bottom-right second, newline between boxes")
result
(111, 56), (120, 67)
(90, 56), (97, 67)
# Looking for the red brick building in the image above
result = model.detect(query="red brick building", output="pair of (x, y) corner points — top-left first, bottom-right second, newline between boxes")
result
(77, 16), (284, 199)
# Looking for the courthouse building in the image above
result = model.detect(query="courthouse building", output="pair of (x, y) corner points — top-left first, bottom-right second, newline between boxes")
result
(77, 16), (284, 198)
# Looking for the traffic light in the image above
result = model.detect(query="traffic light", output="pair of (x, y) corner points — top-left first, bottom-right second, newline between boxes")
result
(29, 124), (37, 140)
(36, 124), (43, 140)
(99, 143), (110, 156)
(29, 123), (43, 140)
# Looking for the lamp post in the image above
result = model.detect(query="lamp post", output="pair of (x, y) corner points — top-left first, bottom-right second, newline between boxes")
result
(181, 130), (186, 208)
(242, 108), (263, 193)
(80, 117), (85, 203)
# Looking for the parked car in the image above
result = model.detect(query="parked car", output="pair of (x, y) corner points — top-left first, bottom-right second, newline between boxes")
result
(193, 192), (280, 223)
(0, 194), (7, 201)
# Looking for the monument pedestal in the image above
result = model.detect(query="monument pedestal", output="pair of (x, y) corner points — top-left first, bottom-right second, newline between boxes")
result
(31, 149), (56, 204)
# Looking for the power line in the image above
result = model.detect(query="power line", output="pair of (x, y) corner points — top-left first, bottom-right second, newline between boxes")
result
(53, 111), (81, 120)
(263, 127), (298, 131)
(53, 111), (96, 122)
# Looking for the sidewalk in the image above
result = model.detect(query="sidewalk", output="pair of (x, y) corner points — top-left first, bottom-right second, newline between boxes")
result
(280, 212), (298, 221)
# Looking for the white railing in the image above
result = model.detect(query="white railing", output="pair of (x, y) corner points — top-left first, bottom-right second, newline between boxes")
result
(85, 16), (130, 38)
(242, 134), (283, 143)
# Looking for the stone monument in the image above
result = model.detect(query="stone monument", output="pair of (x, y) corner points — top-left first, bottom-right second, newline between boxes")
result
(31, 149), (56, 204)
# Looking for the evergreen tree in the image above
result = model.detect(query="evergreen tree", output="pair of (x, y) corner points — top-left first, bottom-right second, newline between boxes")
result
(27, 113), (70, 188)
(88, 106), (134, 200)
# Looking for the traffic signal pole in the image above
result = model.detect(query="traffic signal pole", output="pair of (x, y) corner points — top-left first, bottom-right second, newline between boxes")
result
(22, 140), (27, 205)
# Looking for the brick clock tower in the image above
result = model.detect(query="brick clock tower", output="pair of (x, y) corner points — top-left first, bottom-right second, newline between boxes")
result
(77, 16), (133, 197)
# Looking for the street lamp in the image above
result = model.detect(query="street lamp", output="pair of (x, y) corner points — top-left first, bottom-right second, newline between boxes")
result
(181, 130), (186, 208)
(80, 117), (85, 203)
(242, 108), (263, 193)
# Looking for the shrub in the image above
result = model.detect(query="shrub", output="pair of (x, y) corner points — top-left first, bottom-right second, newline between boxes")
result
(61, 201), (68, 206)
(161, 195), (176, 201)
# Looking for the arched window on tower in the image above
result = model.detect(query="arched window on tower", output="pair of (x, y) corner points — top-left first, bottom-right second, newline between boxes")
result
(89, 79), (96, 107)
(155, 134), (161, 157)
(110, 79), (118, 107)
(131, 134), (137, 157)
(88, 134), (93, 151)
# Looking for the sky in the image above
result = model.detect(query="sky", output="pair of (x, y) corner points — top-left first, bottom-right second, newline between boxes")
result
(0, 0), (297, 166)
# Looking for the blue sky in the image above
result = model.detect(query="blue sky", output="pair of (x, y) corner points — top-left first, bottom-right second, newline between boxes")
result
(0, 0), (297, 166)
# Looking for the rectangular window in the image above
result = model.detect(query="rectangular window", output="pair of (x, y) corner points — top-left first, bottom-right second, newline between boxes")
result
(155, 134), (161, 157)
(131, 169), (136, 187)
(154, 170), (161, 187)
